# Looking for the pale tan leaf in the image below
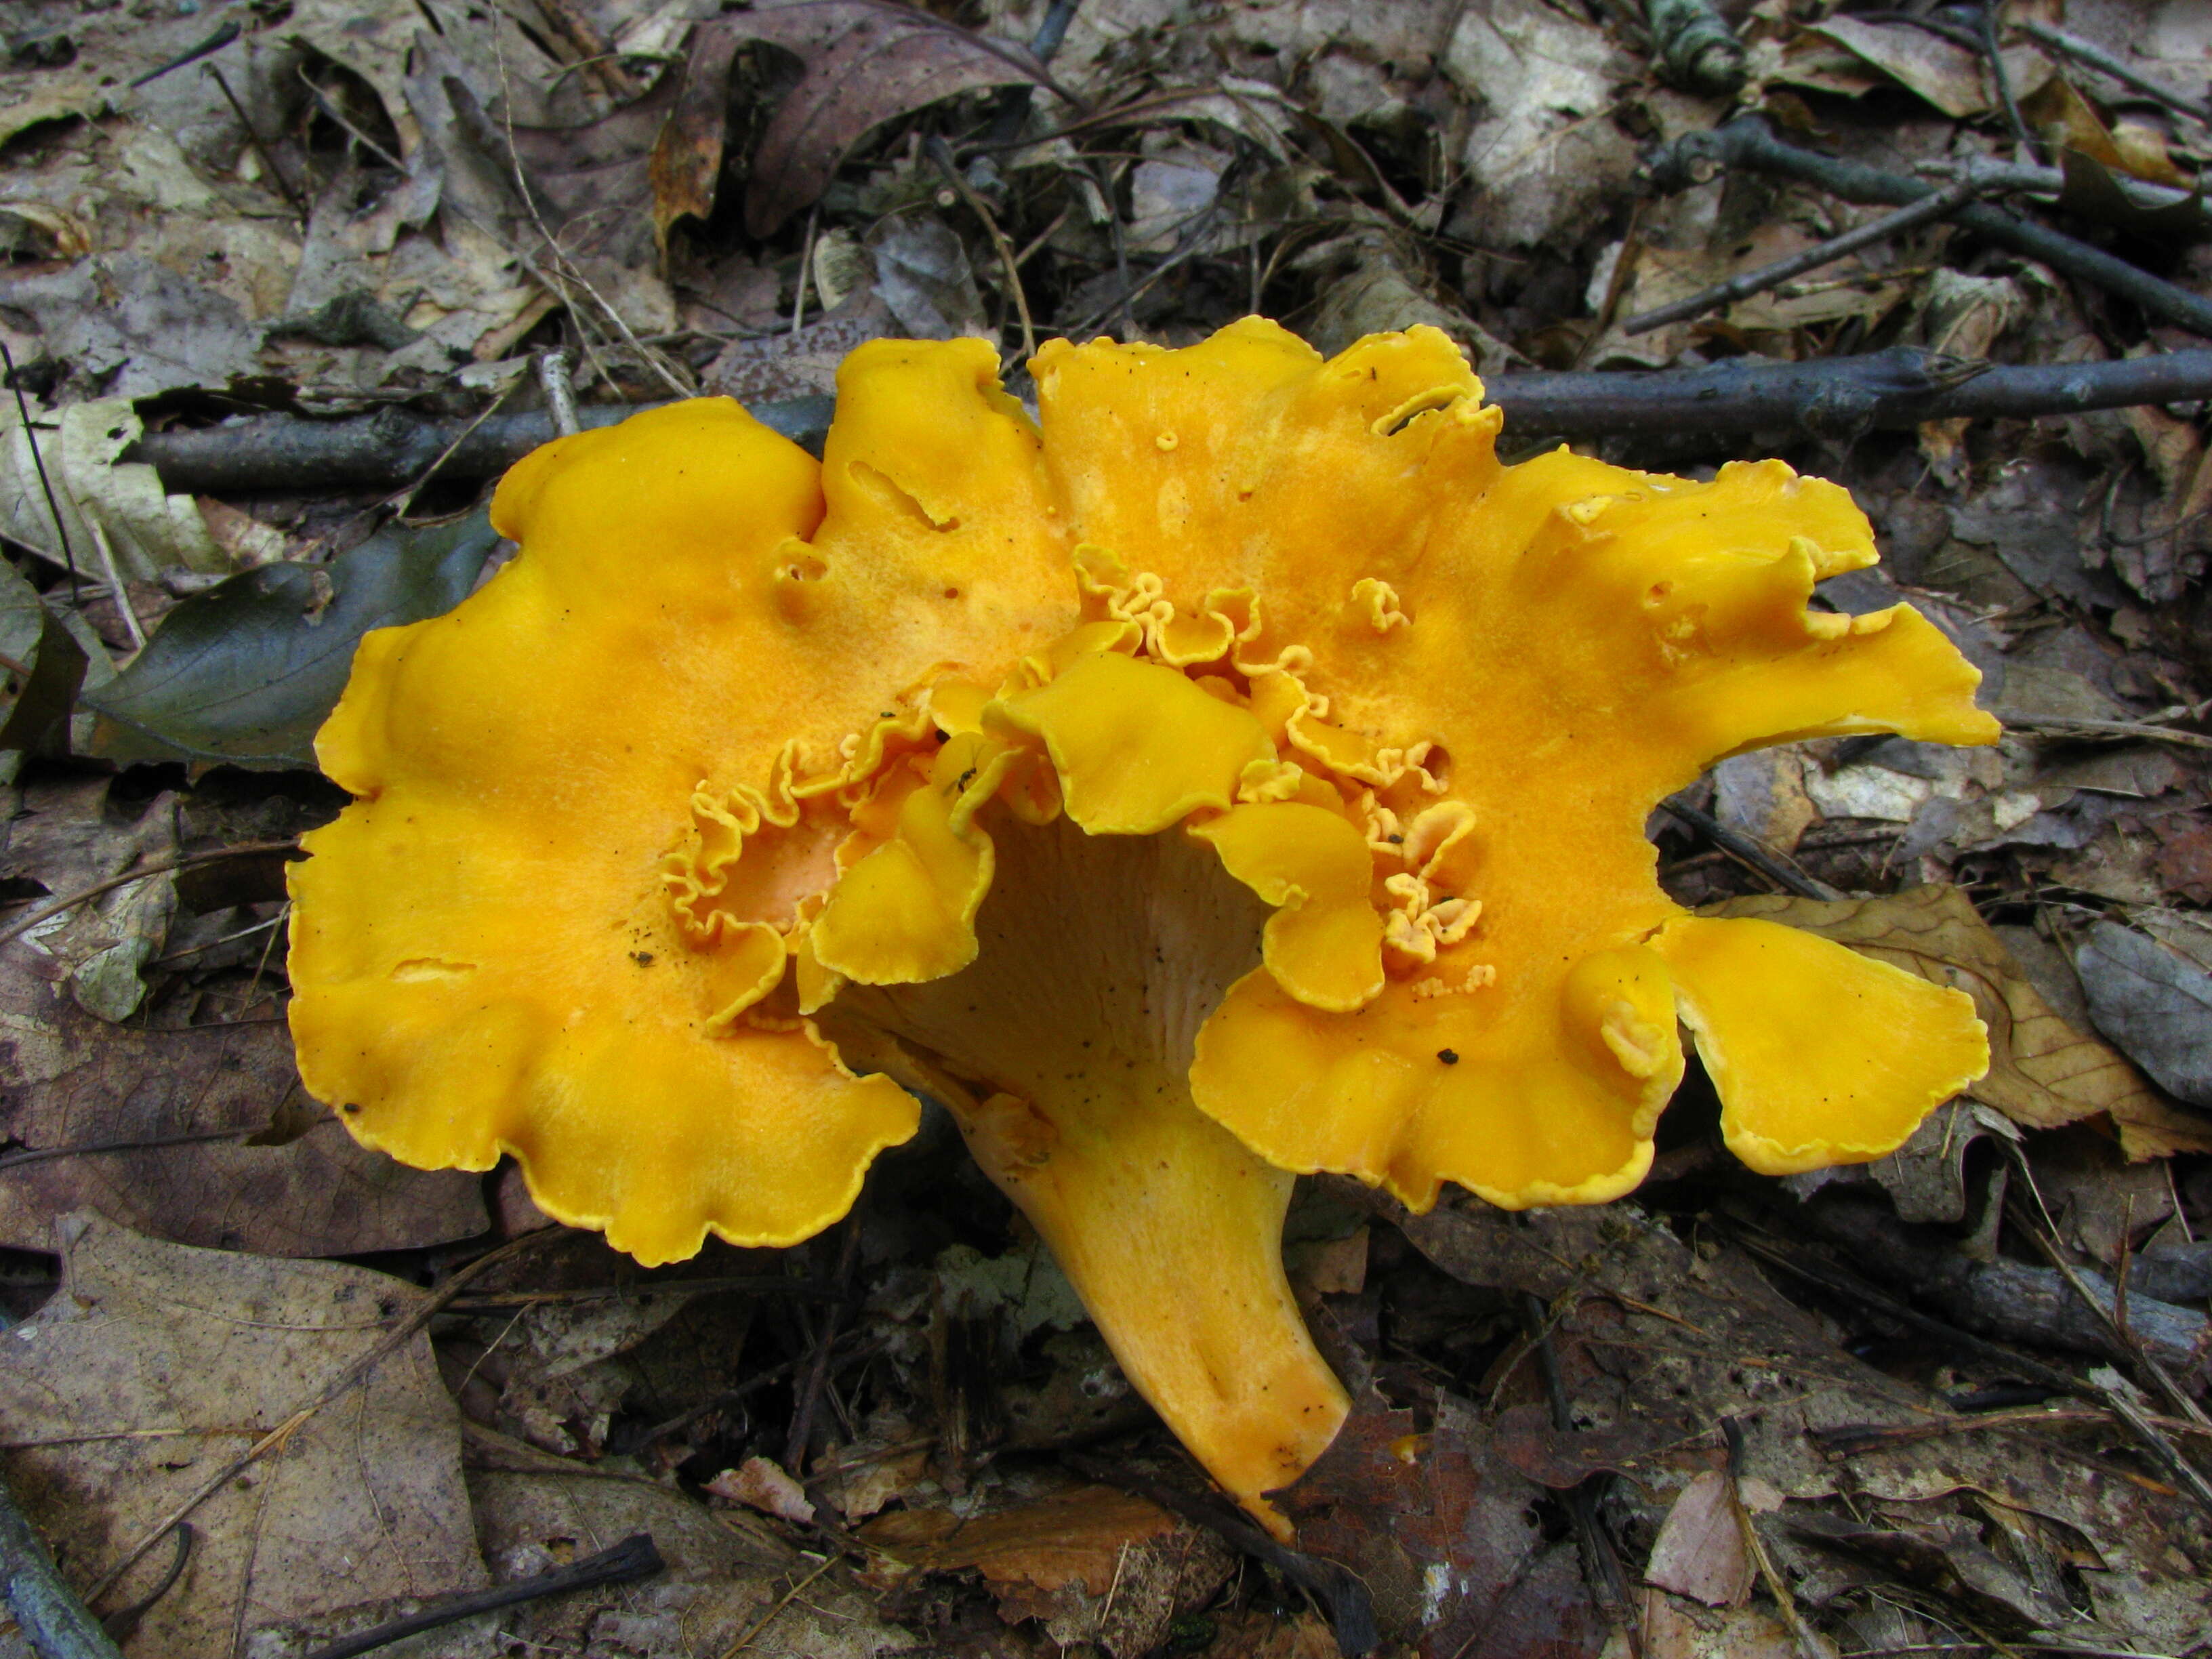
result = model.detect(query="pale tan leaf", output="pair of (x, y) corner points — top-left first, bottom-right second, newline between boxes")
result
(0, 1214), (485, 1657)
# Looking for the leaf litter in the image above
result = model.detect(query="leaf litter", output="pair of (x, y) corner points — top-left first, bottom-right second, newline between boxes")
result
(1, 0), (2211, 1654)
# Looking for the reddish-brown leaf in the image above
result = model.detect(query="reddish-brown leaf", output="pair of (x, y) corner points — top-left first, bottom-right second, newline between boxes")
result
(734, 1), (1059, 237)
(647, 20), (750, 246)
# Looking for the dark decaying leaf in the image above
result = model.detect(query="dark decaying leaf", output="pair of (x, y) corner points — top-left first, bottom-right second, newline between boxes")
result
(861, 1483), (1234, 1659)
(2074, 920), (2212, 1107)
(2056, 147), (2212, 241)
(648, 21), (750, 245)
(735, 1), (1058, 237)
(0, 1004), (487, 1256)
(1272, 1395), (1568, 1659)
(455, 72), (681, 272)
(1490, 1399), (1684, 1490)
(0, 607), (87, 759)
(83, 509), (501, 771)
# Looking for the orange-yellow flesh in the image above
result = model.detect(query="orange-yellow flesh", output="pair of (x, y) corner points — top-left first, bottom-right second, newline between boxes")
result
(1020, 319), (1992, 1208)
(291, 365), (1079, 1262)
(1654, 916), (1991, 1174)
(291, 317), (2001, 1527)
(826, 819), (1348, 1538)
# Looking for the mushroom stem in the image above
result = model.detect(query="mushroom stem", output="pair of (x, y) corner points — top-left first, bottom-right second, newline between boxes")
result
(956, 1078), (1349, 1539)
(821, 815), (1349, 1536)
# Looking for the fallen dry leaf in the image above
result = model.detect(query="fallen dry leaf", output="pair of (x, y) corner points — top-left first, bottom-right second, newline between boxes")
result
(1708, 885), (2212, 1158)
(1440, 0), (1637, 249)
(1275, 1393), (1556, 1652)
(865, 1482), (1174, 1593)
(3, 775), (177, 1022)
(0, 1213), (485, 1659)
(1808, 16), (1993, 117)
(1863, 1099), (2020, 1225)
(1641, 1589), (1801, 1659)
(707, 1454), (815, 1523)
(2024, 75), (2197, 190)
(2074, 920), (2212, 1107)
(0, 1011), (488, 1256)
(447, 1466), (901, 1659)
(3, 400), (247, 580)
(0, 783), (486, 1252)
(1642, 1470), (1753, 1607)
(735, 2), (1057, 236)
(862, 1481), (1231, 1659)
(1493, 1398), (1690, 1490)
(702, 302), (895, 402)
(647, 20), (750, 247)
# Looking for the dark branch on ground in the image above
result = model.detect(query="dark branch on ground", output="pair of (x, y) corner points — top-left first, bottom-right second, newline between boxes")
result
(299, 1532), (663, 1659)
(123, 348), (2212, 494)
(1647, 116), (2212, 340)
(0, 1465), (125, 1659)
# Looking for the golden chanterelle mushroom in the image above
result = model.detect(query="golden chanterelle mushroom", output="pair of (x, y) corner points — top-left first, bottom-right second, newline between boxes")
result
(289, 320), (1993, 1535)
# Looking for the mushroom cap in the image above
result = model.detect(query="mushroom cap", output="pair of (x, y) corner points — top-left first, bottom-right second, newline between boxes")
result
(291, 316), (1994, 1264)
(289, 345), (1082, 1264)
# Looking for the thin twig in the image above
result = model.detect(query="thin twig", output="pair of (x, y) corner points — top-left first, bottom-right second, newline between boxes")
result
(1584, 211), (1645, 369)
(82, 1229), (565, 1605)
(125, 19), (239, 87)
(1647, 117), (2212, 340)
(1914, 156), (2193, 216)
(296, 62), (682, 402)
(2104, 502), (2212, 550)
(792, 207), (819, 338)
(0, 841), (298, 951)
(123, 348), (2212, 493)
(783, 1208), (864, 1473)
(535, 351), (581, 438)
(1839, 1645), (2181, 1658)
(149, 911), (285, 973)
(1723, 1418), (1830, 1659)
(2004, 713), (2212, 750)
(452, 1273), (842, 1313)
(927, 136), (1035, 361)
(83, 521), (146, 655)
(1059, 1451), (1380, 1657)
(1, 340), (79, 602)
(2004, 1151), (2212, 1437)
(205, 66), (305, 219)
(1064, 198), (1226, 339)
(97, 1525), (190, 1644)
(131, 395), (834, 495)
(387, 374), (526, 515)
(1660, 798), (1841, 901)
(1813, 1403), (2212, 1452)
(1980, 2), (2039, 161)
(1490, 348), (2212, 440)
(302, 1533), (662, 1659)
(1731, 1229), (2085, 1397)
(487, 26), (691, 401)
(622, 1332), (872, 1453)
(1734, 1225), (2212, 1524)
(1624, 176), (1984, 335)
(0, 1464), (125, 1659)
(719, 1555), (837, 1658)
(0, 1128), (260, 1173)
(1521, 1293), (1638, 1635)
